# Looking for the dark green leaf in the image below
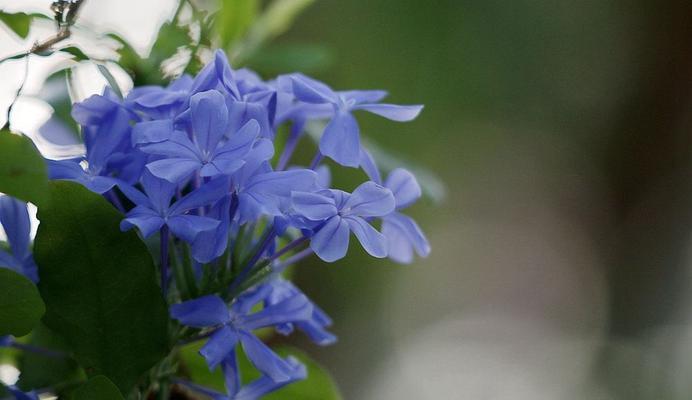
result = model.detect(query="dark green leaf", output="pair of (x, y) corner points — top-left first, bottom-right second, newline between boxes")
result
(0, 12), (32, 38)
(70, 375), (124, 400)
(17, 322), (85, 392)
(59, 46), (90, 61)
(34, 182), (169, 393)
(0, 52), (27, 63)
(0, 130), (49, 204)
(0, 269), (45, 337)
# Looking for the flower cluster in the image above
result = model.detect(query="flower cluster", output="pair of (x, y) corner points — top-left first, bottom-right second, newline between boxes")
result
(39, 50), (430, 398)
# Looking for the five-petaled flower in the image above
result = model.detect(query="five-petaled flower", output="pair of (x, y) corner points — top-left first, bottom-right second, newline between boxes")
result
(291, 181), (396, 262)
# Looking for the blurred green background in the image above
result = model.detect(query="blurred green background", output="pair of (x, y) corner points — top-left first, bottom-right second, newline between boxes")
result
(3, 0), (692, 398)
(280, 1), (692, 399)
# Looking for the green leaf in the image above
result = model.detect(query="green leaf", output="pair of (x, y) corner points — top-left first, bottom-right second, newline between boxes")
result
(34, 182), (169, 394)
(180, 342), (341, 399)
(0, 131), (49, 204)
(17, 322), (85, 392)
(0, 12), (32, 38)
(0, 269), (45, 337)
(59, 46), (90, 62)
(70, 375), (124, 400)
(215, 0), (259, 49)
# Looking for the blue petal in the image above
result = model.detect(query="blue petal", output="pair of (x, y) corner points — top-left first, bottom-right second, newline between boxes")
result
(359, 148), (382, 184)
(343, 181), (395, 217)
(169, 176), (230, 215)
(200, 326), (238, 370)
(120, 206), (164, 238)
(146, 158), (201, 184)
(191, 90), (229, 153)
(352, 103), (423, 121)
(340, 89), (388, 104)
(235, 356), (306, 400)
(319, 111), (360, 167)
(291, 191), (337, 221)
(384, 168), (421, 209)
(239, 293), (313, 330)
(167, 214), (220, 243)
(84, 107), (132, 169)
(214, 49), (241, 98)
(382, 212), (430, 263)
(140, 170), (178, 213)
(315, 164), (331, 188)
(206, 119), (260, 176)
(71, 94), (117, 126)
(132, 120), (175, 148)
(345, 215), (387, 258)
(115, 181), (152, 209)
(242, 169), (317, 217)
(221, 349), (241, 397)
(191, 196), (232, 263)
(310, 216), (350, 262)
(290, 74), (338, 104)
(0, 196), (32, 261)
(47, 158), (86, 181)
(170, 295), (231, 327)
(226, 100), (274, 139)
(239, 330), (295, 382)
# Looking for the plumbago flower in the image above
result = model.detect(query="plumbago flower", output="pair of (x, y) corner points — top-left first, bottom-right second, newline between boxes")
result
(37, 49), (430, 398)
(170, 279), (331, 397)
(0, 196), (38, 283)
(285, 74), (423, 167)
(291, 181), (396, 262)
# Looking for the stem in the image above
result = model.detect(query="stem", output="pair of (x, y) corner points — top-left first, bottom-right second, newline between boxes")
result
(276, 121), (304, 171)
(160, 225), (170, 297)
(268, 235), (308, 263)
(272, 246), (313, 273)
(176, 329), (215, 346)
(228, 227), (276, 294)
(309, 151), (324, 170)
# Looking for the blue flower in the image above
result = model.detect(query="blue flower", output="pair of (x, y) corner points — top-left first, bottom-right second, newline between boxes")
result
(380, 168), (431, 264)
(189, 50), (276, 139)
(291, 181), (396, 262)
(170, 283), (331, 386)
(176, 357), (306, 400)
(47, 89), (142, 194)
(260, 277), (336, 345)
(133, 90), (260, 184)
(288, 74), (423, 167)
(126, 75), (193, 119)
(119, 171), (227, 243)
(0, 196), (38, 283)
(230, 141), (318, 224)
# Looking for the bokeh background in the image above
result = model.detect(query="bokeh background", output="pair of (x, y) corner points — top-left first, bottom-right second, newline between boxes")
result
(4, 1), (692, 399)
